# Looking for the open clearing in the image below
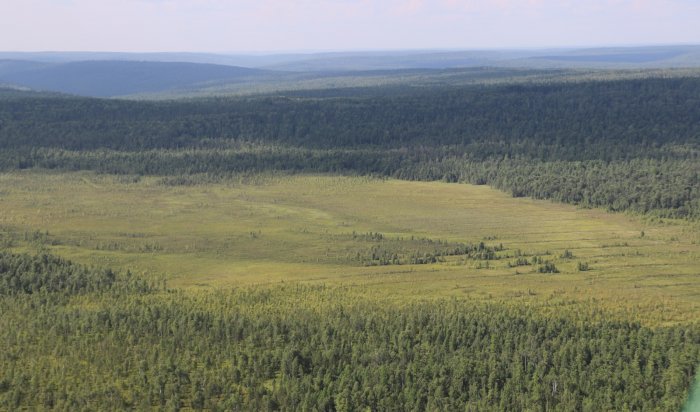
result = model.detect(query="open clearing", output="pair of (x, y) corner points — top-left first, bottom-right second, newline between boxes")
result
(1, 171), (698, 325)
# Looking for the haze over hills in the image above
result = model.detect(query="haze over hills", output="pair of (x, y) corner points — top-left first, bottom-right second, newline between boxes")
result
(1, 45), (700, 97)
(258, 45), (700, 71)
(2, 45), (700, 69)
(0, 60), (270, 97)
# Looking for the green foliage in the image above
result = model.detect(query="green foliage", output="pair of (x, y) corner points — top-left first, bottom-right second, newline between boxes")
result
(509, 257), (532, 267)
(0, 251), (153, 296)
(1, 77), (699, 218)
(0, 252), (698, 411)
(1, 78), (699, 153)
(560, 250), (574, 259)
(538, 262), (560, 274)
(339, 233), (503, 266)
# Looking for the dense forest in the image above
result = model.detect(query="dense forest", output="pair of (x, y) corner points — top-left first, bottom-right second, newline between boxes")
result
(0, 251), (698, 411)
(2, 78), (699, 153)
(1, 76), (698, 218)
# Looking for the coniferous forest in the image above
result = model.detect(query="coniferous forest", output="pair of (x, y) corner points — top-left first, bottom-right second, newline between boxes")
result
(1, 68), (699, 411)
(1, 251), (698, 411)
(1, 77), (698, 218)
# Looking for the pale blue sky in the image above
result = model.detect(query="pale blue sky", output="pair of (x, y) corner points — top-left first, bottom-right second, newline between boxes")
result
(1, 0), (699, 52)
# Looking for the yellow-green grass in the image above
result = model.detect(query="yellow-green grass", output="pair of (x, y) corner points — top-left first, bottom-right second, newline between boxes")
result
(1, 171), (698, 325)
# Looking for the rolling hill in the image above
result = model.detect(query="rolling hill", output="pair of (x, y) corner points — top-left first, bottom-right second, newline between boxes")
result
(0, 60), (271, 97)
(2, 45), (700, 97)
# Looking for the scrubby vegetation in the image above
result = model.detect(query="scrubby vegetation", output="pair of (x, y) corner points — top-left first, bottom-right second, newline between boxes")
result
(331, 232), (503, 266)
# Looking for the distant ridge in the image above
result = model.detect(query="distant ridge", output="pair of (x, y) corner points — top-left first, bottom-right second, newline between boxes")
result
(2, 45), (700, 98)
(0, 60), (269, 97)
(2, 45), (700, 72)
(261, 45), (700, 71)
(0, 59), (52, 77)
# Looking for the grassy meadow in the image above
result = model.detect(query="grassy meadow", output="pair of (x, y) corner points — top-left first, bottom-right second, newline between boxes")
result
(1, 170), (698, 326)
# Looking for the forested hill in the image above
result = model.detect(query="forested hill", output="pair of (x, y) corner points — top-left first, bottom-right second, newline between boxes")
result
(1, 77), (699, 156)
(0, 76), (698, 218)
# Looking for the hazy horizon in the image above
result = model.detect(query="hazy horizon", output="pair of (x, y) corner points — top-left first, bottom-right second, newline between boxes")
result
(2, 43), (700, 56)
(2, 0), (699, 53)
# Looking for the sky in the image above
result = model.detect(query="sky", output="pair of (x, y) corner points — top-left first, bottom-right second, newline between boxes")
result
(1, 0), (699, 53)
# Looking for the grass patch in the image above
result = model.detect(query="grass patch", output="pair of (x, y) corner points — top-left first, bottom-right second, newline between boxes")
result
(1, 170), (699, 325)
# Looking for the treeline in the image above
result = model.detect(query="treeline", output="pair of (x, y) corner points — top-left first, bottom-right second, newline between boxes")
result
(5, 147), (698, 218)
(0, 251), (155, 296)
(401, 157), (700, 218)
(0, 252), (698, 411)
